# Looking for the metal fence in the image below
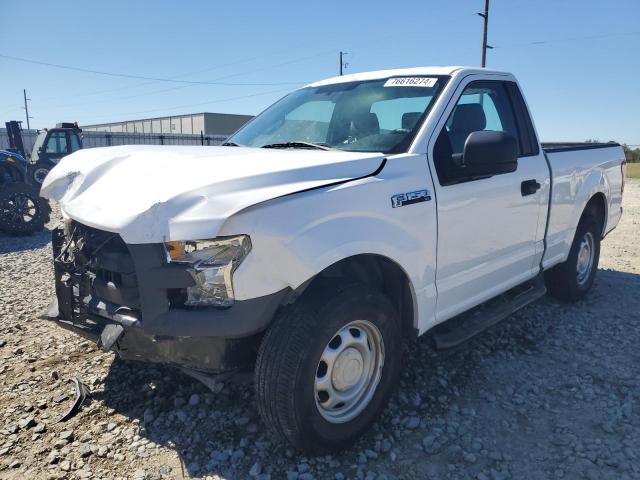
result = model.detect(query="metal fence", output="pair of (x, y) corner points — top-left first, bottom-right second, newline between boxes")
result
(0, 129), (38, 154)
(0, 128), (228, 159)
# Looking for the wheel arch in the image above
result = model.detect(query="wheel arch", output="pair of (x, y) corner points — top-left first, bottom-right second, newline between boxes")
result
(290, 254), (418, 339)
(0, 159), (28, 184)
(581, 192), (607, 237)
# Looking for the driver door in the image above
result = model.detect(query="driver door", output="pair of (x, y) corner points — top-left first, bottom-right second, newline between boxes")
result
(430, 79), (549, 322)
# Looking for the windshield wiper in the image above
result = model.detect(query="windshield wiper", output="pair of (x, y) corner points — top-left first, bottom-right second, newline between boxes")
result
(260, 141), (333, 151)
(221, 141), (246, 147)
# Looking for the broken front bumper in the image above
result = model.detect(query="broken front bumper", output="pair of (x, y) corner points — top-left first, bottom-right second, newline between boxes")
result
(45, 224), (287, 373)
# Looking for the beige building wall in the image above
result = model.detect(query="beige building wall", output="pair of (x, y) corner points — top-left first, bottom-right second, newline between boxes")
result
(83, 113), (251, 136)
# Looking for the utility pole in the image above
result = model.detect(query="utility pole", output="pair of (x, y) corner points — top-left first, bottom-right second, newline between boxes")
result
(22, 89), (32, 129)
(478, 0), (492, 68)
(339, 51), (348, 75)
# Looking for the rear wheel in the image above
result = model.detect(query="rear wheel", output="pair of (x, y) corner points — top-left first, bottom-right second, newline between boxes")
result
(545, 215), (600, 302)
(254, 283), (402, 453)
(0, 183), (51, 235)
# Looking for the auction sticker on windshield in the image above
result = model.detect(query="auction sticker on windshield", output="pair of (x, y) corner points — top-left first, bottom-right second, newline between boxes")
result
(384, 77), (438, 88)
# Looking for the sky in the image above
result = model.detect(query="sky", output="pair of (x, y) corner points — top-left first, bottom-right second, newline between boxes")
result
(1, 0), (639, 145)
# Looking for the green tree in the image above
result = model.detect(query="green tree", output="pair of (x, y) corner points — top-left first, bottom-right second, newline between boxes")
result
(622, 144), (640, 163)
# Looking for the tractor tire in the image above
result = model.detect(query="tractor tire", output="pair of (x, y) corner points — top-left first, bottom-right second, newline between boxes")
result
(31, 161), (52, 185)
(0, 183), (51, 236)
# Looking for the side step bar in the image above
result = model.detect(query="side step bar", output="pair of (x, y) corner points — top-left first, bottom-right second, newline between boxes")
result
(432, 275), (547, 350)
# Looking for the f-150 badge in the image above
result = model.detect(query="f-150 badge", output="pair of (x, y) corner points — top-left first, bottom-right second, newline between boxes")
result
(391, 190), (431, 208)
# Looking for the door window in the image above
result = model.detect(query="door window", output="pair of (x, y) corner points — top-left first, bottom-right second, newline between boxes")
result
(445, 81), (519, 154)
(45, 132), (69, 154)
(434, 81), (520, 185)
(70, 133), (81, 152)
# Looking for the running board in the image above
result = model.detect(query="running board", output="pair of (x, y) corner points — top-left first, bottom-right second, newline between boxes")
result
(432, 275), (547, 350)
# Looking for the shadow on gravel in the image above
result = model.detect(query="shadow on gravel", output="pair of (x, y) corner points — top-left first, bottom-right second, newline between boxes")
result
(95, 333), (497, 477)
(0, 227), (52, 253)
(596, 267), (640, 286)
(94, 268), (640, 478)
(97, 359), (265, 478)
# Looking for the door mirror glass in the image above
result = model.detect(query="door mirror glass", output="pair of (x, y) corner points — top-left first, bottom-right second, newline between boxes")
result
(455, 130), (517, 178)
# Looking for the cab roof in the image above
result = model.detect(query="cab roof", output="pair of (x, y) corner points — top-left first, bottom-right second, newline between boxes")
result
(307, 66), (510, 87)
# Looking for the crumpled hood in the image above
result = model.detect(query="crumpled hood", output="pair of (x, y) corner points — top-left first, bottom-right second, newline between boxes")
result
(41, 145), (384, 243)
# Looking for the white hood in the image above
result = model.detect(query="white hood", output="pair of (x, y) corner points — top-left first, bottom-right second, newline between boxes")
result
(41, 145), (384, 243)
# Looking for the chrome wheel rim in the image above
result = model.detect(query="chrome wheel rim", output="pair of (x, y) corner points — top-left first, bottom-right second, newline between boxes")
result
(576, 231), (595, 285)
(314, 320), (384, 423)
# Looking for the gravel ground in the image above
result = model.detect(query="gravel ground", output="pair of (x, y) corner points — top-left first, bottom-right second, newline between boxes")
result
(1, 181), (639, 480)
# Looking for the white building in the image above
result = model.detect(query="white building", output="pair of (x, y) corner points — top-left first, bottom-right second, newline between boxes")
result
(83, 112), (253, 136)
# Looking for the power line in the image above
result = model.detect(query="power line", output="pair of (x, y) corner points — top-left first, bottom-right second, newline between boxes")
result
(492, 0), (571, 13)
(0, 107), (20, 116)
(493, 31), (640, 49)
(72, 87), (293, 121)
(8, 8), (639, 126)
(34, 60), (262, 102)
(35, 51), (331, 110)
(34, 45), (334, 103)
(2, 13), (482, 112)
(0, 53), (304, 86)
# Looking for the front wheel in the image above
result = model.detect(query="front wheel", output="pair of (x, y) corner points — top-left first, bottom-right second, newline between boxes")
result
(31, 162), (51, 185)
(545, 215), (601, 302)
(254, 283), (402, 453)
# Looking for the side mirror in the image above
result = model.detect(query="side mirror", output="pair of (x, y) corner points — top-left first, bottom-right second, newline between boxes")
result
(459, 130), (518, 178)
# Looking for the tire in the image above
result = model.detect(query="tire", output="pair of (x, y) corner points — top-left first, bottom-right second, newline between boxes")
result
(544, 215), (601, 302)
(31, 162), (51, 185)
(255, 283), (402, 453)
(0, 183), (51, 235)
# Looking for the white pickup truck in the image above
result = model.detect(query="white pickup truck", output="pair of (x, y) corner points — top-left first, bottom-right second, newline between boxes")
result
(41, 66), (626, 453)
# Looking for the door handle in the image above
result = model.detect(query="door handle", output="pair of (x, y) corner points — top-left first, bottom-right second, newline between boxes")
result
(521, 179), (541, 196)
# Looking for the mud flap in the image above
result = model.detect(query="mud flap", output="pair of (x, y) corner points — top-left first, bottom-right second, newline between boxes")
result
(98, 323), (124, 352)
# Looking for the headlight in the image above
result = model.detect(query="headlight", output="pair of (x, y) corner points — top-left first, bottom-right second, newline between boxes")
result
(164, 235), (251, 308)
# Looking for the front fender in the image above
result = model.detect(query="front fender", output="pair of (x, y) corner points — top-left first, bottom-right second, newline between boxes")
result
(0, 153), (28, 182)
(242, 212), (426, 295)
(222, 154), (439, 332)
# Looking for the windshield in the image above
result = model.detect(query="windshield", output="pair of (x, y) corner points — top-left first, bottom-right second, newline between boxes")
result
(228, 76), (448, 154)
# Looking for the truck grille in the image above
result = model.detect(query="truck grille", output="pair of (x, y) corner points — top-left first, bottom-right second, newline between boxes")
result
(53, 222), (141, 322)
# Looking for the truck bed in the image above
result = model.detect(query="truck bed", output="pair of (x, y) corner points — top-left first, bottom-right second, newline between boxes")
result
(541, 142), (620, 153)
(541, 141), (625, 270)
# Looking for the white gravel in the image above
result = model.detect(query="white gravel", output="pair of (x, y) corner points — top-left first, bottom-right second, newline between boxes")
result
(1, 182), (639, 480)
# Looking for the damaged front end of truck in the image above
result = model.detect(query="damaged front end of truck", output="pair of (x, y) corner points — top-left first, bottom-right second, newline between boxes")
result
(43, 221), (286, 379)
(38, 143), (386, 387)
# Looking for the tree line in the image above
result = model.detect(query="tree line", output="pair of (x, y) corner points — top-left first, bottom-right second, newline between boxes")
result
(623, 145), (640, 163)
